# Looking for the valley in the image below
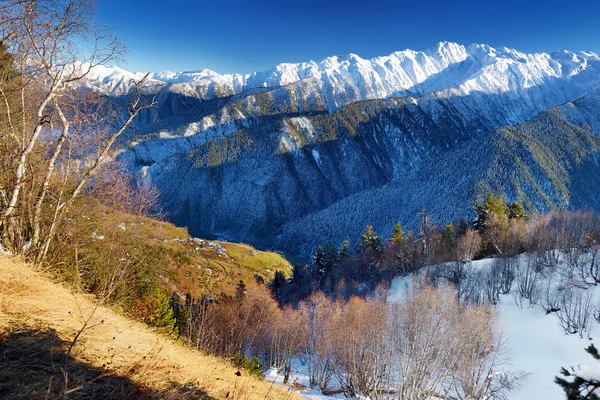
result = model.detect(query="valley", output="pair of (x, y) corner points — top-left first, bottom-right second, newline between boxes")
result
(2, 1), (600, 399)
(88, 42), (600, 257)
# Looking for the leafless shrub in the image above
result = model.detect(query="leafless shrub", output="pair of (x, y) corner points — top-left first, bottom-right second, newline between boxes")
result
(561, 246), (600, 288)
(183, 283), (279, 359)
(391, 285), (521, 399)
(535, 248), (561, 269)
(329, 295), (395, 398)
(456, 228), (482, 261)
(267, 306), (305, 383)
(540, 278), (562, 315)
(88, 161), (162, 218)
(555, 287), (594, 337)
(494, 256), (517, 295)
(459, 267), (488, 305)
(451, 309), (524, 400)
(513, 258), (542, 308)
(298, 291), (338, 391)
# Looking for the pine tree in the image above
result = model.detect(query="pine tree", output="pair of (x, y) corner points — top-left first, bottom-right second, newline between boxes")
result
(338, 237), (350, 260)
(456, 218), (469, 236)
(291, 263), (305, 283)
(443, 223), (456, 242)
(475, 193), (507, 231)
(322, 242), (337, 278)
(311, 245), (326, 276)
(508, 201), (527, 220)
(443, 223), (456, 251)
(357, 225), (383, 253)
(235, 280), (246, 301)
(487, 193), (507, 215)
(556, 344), (600, 399)
(270, 271), (286, 301)
(149, 288), (176, 331)
(392, 222), (404, 244)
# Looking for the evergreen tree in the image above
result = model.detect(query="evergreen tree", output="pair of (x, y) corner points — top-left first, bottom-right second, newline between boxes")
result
(456, 218), (469, 236)
(311, 245), (326, 276)
(556, 344), (600, 399)
(442, 223), (456, 251)
(270, 270), (286, 301)
(322, 242), (337, 278)
(443, 223), (456, 242)
(149, 288), (176, 331)
(486, 193), (507, 215)
(392, 222), (404, 244)
(357, 225), (383, 253)
(290, 263), (305, 283)
(235, 280), (246, 301)
(338, 237), (350, 260)
(475, 193), (507, 231)
(508, 201), (527, 220)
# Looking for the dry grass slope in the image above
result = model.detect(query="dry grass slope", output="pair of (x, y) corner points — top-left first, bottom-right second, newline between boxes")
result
(0, 256), (298, 399)
(65, 204), (293, 300)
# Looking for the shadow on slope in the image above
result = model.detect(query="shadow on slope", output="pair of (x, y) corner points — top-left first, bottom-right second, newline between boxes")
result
(0, 326), (213, 400)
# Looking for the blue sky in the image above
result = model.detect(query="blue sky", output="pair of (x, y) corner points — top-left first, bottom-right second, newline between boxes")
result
(97, 0), (600, 74)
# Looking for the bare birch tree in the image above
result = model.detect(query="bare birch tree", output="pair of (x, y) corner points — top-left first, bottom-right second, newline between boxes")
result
(0, 0), (156, 259)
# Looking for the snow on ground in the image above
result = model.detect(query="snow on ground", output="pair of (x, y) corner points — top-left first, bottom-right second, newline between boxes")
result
(300, 391), (349, 400)
(497, 295), (594, 400)
(389, 255), (599, 400)
(266, 366), (346, 399)
(276, 253), (600, 399)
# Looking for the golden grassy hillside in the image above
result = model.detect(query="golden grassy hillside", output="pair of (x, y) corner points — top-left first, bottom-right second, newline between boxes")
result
(0, 255), (298, 399)
(49, 202), (293, 311)
(87, 205), (292, 298)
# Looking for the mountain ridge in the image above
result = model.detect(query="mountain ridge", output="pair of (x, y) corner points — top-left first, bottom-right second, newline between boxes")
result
(78, 42), (600, 256)
(82, 41), (600, 109)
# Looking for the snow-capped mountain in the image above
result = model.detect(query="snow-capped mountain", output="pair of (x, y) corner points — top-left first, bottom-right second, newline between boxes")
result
(89, 41), (600, 111)
(82, 42), (600, 256)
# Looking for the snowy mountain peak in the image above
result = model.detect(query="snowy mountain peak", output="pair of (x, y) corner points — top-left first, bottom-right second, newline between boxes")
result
(81, 42), (600, 114)
(426, 41), (468, 60)
(150, 69), (223, 82)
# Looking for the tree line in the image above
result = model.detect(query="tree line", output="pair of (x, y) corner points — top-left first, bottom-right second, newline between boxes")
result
(271, 194), (600, 305)
(164, 196), (600, 397)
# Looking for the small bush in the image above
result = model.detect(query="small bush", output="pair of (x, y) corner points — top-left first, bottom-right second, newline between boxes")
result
(232, 351), (263, 377)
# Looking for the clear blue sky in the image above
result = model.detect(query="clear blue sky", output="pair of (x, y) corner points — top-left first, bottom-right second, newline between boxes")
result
(96, 0), (600, 74)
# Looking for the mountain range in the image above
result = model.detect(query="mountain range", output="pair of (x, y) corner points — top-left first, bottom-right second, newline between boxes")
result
(86, 42), (600, 256)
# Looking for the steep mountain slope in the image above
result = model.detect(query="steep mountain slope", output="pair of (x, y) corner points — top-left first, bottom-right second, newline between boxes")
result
(92, 42), (600, 256)
(127, 93), (600, 255)
(132, 96), (483, 247)
(276, 106), (600, 253)
(0, 256), (297, 399)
